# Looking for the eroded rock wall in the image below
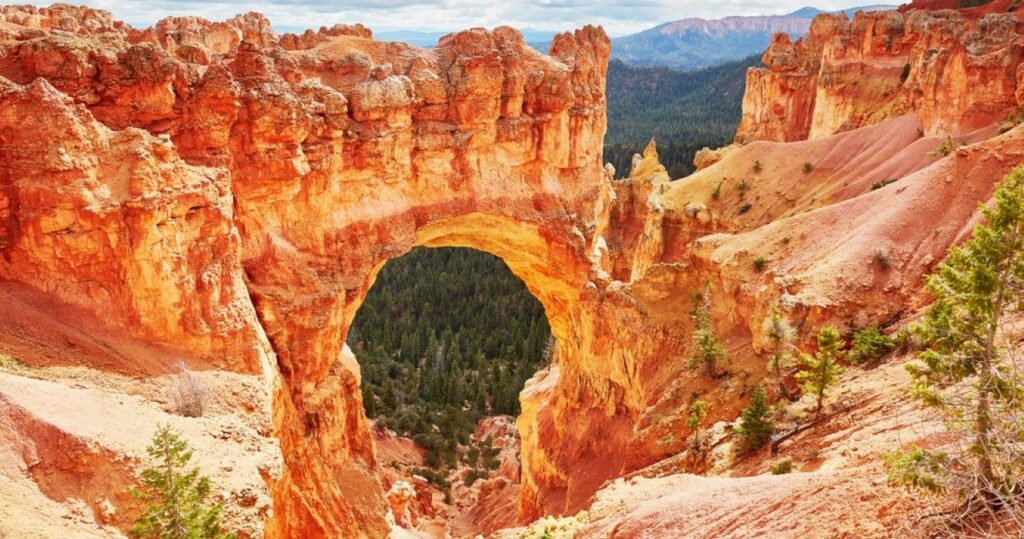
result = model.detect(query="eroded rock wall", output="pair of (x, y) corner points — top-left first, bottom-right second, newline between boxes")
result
(0, 5), (613, 535)
(737, 6), (1024, 142)
(6, 3), (1024, 537)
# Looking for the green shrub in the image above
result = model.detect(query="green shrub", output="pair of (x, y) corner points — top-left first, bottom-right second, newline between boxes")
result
(929, 135), (957, 157)
(849, 326), (895, 364)
(130, 426), (235, 539)
(413, 467), (451, 491)
(999, 107), (1024, 134)
(803, 162), (813, 173)
(883, 448), (946, 493)
(771, 460), (794, 475)
(463, 469), (489, 486)
(736, 385), (773, 452)
(763, 306), (795, 399)
(739, 202), (753, 214)
(687, 399), (709, 448)
(753, 257), (768, 272)
(479, 438), (501, 471)
(797, 327), (846, 417)
(689, 287), (726, 378)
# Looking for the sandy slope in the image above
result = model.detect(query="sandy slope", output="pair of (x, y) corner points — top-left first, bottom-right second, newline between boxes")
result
(0, 361), (280, 538)
(491, 356), (946, 539)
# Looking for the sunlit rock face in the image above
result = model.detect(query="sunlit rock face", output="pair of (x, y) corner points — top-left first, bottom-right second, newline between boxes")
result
(0, 4), (616, 535)
(6, 3), (1024, 537)
(736, 7), (1024, 142)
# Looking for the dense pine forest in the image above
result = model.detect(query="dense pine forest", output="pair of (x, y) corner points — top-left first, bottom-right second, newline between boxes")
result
(352, 55), (754, 473)
(349, 248), (550, 468)
(604, 55), (758, 178)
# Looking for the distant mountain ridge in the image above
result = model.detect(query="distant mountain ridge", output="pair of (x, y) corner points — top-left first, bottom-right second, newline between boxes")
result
(788, 5), (897, 18)
(611, 4), (894, 70)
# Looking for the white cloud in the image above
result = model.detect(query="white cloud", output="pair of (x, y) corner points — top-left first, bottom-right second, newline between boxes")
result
(25, 0), (893, 36)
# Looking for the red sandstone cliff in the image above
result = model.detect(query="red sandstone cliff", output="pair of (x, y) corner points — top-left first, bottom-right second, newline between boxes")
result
(0, 4), (610, 537)
(4, 2), (1024, 538)
(736, 4), (1024, 142)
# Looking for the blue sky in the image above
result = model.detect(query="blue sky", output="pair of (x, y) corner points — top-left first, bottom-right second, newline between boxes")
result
(28, 1), (891, 36)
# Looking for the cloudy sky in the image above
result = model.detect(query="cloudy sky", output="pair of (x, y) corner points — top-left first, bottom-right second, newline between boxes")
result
(30, 0), (891, 36)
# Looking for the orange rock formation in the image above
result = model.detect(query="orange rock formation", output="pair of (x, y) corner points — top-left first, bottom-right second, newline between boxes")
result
(1, 4), (612, 536)
(4, 2), (1024, 538)
(737, 5), (1024, 142)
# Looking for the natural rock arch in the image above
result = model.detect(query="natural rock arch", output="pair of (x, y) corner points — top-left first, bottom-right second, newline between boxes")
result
(7, 4), (1024, 538)
(216, 26), (618, 535)
(0, 8), (655, 536)
(246, 162), (611, 536)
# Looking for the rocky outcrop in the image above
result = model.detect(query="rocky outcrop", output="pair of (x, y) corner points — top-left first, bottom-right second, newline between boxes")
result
(736, 5), (1024, 142)
(278, 24), (373, 50)
(5, 3), (1024, 538)
(0, 3), (128, 38)
(143, 12), (276, 63)
(0, 77), (266, 374)
(387, 480), (417, 528)
(0, 5), (611, 536)
(693, 144), (737, 171)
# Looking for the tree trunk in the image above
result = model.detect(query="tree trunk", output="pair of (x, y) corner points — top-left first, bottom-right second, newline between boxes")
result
(976, 247), (1016, 505)
(774, 351), (790, 399)
(977, 322), (998, 504)
(976, 387), (995, 489)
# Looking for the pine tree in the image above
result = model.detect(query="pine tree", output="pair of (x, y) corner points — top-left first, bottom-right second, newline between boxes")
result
(363, 385), (378, 418)
(796, 326), (846, 417)
(382, 381), (398, 412)
(735, 385), (773, 452)
(130, 425), (235, 539)
(848, 326), (895, 365)
(763, 305), (795, 399)
(887, 166), (1024, 519)
(687, 399), (709, 448)
(689, 286), (726, 378)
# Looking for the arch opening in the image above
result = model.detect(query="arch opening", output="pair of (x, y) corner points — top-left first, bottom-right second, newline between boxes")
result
(348, 242), (557, 535)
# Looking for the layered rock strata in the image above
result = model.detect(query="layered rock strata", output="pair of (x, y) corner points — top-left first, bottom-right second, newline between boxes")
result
(0, 4), (614, 535)
(737, 6), (1024, 142)
(3, 3), (1024, 537)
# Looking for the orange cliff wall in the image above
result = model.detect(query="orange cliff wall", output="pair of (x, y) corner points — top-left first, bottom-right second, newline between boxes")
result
(7, 3), (1024, 537)
(0, 4), (615, 535)
(736, 5), (1024, 143)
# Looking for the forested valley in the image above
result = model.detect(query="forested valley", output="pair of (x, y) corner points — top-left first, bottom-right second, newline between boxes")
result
(604, 55), (757, 178)
(349, 248), (551, 469)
